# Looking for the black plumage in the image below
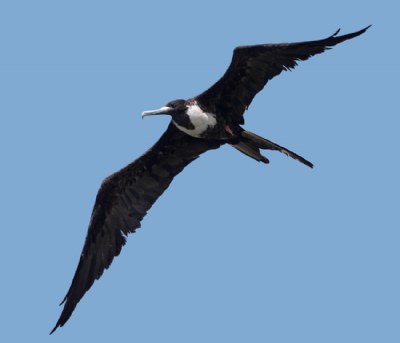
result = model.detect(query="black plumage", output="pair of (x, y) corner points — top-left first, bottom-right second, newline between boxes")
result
(51, 26), (369, 334)
(51, 125), (222, 333)
(196, 26), (370, 125)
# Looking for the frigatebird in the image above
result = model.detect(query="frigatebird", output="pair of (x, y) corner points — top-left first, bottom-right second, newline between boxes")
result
(51, 26), (369, 333)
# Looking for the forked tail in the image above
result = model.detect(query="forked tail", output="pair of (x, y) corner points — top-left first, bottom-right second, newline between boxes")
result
(230, 130), (313, 168)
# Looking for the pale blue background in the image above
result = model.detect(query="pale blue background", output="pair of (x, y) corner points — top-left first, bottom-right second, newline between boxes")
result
(1, 1), (398, 342)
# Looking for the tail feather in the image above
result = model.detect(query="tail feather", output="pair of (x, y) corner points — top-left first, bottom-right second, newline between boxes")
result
(231, 140), (270, 164)
(231, 130), (313, 168)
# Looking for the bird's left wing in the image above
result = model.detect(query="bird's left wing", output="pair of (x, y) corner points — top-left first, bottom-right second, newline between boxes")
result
(195, 26), (370, 124)
(51, 123), (222, 333)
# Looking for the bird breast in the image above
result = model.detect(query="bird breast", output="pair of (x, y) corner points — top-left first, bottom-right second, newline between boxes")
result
(173, 104), (217, 138)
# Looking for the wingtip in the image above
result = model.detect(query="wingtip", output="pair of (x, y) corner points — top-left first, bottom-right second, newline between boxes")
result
(49, 324), (59, 335)
(292, 153), (313, 168)
(359, 24), (372, 34)
(332, 28), (341, 37)
(306, 161), (314, 169)
(59, 295), (67, 306)
(296, 156), (313, 169)
(351, 25), (372, 39)
(329, 25), (371, 41)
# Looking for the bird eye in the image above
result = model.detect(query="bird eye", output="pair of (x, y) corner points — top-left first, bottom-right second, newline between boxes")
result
(167, 99), (185, 109)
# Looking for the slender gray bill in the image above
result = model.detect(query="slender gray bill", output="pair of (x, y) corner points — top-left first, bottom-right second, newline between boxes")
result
(141, 106), (173, 118)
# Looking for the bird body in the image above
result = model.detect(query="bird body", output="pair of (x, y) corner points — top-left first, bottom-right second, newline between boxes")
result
(51, 26), (370, 334)
(173, 102), (218, 138)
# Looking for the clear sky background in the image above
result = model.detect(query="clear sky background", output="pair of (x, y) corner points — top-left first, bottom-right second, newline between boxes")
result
(1, 1), (398, 342)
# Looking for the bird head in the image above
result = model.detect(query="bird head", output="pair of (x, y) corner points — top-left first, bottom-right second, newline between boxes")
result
(141, 99), (187, 119)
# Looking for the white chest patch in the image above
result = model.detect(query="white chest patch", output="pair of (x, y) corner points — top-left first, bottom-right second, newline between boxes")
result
(173, 104), (217, 138)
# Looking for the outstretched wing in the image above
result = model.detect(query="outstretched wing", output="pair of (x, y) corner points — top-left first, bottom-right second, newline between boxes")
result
(51, 123), (222, 333)
(195, 26), (370, 124)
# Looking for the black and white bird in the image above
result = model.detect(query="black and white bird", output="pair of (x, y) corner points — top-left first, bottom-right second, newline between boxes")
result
(51, 26), (369, 333)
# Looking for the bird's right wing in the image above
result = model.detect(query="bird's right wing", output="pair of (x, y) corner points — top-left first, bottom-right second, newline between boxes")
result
(51, 123), (222, 333)
(195, 26), (370, 124)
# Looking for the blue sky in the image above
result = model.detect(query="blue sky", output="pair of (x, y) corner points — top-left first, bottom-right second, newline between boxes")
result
(1, 1), (398, 342)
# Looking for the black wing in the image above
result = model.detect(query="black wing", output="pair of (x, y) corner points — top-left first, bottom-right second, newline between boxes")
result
(195, 26), (370, 125)
(51, 123), (222, 333)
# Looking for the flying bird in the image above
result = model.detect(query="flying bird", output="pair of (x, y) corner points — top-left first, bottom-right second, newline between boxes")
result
(51, 26), (370, 333)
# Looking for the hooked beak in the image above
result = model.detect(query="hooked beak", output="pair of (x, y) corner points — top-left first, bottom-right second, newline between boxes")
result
(141, 106), (173, 119)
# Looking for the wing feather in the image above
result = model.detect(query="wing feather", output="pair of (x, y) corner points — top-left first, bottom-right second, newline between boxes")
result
(51, 123), (222, 333)
(195, 26), (370, 124)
